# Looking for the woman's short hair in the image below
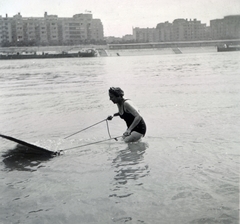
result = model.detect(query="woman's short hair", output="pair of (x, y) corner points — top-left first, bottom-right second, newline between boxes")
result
(109, 87), (124, 97)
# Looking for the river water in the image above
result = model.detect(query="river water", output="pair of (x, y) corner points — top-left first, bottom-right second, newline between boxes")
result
(0, 50), (239, 224)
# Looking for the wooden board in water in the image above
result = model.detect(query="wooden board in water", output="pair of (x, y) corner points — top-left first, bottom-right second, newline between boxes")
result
(0, 134), (55, 155)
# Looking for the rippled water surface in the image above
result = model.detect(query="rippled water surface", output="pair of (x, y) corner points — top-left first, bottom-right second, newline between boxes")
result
(0, 51), (239, 224)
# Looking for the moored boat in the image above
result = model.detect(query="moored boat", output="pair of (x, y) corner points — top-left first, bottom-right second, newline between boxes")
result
(0, 49), (98, 60)
(217, 44), (240, 52)
(78, 48), (98, 57)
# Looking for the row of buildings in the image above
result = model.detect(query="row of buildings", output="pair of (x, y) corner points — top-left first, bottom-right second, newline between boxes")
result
(130, 15), (240, 43)
(0, 12), (239, 46)
(0, 12), (104, 46)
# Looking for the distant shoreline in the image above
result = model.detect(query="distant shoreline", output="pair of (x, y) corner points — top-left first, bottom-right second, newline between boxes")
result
(108, 39), (240, 49)
(0, 45), (107, 54)
(0, 39), (239, 55)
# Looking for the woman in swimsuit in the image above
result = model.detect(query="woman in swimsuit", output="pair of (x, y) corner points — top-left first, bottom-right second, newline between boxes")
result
(107, 87), (146, 143)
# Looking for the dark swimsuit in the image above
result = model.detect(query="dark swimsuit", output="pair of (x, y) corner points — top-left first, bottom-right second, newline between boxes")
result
(119, 100), (146, 136)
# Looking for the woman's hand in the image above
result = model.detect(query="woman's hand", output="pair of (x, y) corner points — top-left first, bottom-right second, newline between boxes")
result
(107, 115), (113, 120)
(107, 113), (119, 120)
(123, 129), (131, 136)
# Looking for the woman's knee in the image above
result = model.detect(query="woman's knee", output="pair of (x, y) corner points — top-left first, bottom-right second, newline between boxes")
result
(124, 132), (142, 143)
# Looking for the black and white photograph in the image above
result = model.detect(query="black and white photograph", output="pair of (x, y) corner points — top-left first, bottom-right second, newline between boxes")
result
(0, 1), (239, 223)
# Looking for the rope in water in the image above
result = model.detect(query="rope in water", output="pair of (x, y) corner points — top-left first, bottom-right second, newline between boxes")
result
(61, 135), (122, 152)
(105, 119), (112, 139)
(60, 118), (122, 152)
(64, 119), (107, 139)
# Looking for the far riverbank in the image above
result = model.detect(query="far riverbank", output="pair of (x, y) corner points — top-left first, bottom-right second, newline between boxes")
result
(0, 45), (218, 57)
(0, 45), (107, 54)
(1, 39), (240, 57)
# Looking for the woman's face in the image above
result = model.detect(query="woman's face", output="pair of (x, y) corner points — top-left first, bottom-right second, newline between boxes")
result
(109, 93), (119, 104)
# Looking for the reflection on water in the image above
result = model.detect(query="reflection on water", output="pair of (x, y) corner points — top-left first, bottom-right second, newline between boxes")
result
(2, 144), (54, 172)
(110, 142), (149, 199)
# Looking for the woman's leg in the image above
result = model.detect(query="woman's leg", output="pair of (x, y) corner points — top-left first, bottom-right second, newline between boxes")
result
(123, 131), (143, 143)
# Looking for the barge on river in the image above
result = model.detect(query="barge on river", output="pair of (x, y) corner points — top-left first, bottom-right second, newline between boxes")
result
(0, 49), (97, 60)
(217, 45), (240, 52)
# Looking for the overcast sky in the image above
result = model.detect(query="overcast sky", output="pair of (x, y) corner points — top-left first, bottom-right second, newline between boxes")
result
(0, 0), (239, 37)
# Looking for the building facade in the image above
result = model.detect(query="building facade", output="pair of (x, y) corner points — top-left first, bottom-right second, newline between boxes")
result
(0, 12), (104, 46)
(155, 18), (209, 42)
(0, 15), (12, 44)
(210, 15), (240, 40)
(133, 27), (159, 42)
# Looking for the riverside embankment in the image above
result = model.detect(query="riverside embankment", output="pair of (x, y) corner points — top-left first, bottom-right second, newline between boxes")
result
(1, 39), (239, 57)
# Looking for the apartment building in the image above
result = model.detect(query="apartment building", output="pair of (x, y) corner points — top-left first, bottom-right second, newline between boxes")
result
(210, 15), (240, 40)
(90, 19), (104, 41)
(37, 20), (48, 44)
(155, 18), (209, 42)
(133, 27), (159, 42)
(156, 22), (172, 42)
(0, 15), (12, 44)
(45, 13), (59, 44)
(0, 12), (104, 46)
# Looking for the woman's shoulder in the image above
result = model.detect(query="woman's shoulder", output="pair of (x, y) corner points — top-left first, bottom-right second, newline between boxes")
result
(123, 99), (132, 107)
(123, 99), (139, 111)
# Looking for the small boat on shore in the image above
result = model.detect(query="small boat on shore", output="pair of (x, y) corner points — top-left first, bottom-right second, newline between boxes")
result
(0, 48), (98, 60)
(217, 44), (240, 52)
